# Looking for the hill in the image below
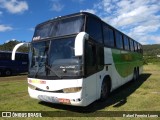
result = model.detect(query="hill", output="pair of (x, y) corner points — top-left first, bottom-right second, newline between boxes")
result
(143, 44), (160, 63)
(143, 44), (160, 56)
(0, 40), (28, 52)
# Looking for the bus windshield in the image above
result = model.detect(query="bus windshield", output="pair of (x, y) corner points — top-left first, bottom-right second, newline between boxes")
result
(29, 37), (82, 79)
(29, 41), (49, 78)
(33, 15), (85, 39)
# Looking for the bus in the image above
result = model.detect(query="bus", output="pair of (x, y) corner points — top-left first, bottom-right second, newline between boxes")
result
(0, 51), (28, 76)
(12, 12), (143, 106)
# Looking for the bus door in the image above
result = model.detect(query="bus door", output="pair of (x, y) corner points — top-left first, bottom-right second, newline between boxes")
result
(85, 40), (104, 99)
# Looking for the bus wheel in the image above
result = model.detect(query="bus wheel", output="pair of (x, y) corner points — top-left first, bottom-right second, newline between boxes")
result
(0, 71), (2, 76)
(5, 69), (12, 76)
(133, 69), (137, 81)
(100, 80), (110, 101)
(137, 68), (139, 79)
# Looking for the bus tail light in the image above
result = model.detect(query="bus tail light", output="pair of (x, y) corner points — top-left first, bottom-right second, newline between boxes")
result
(63, 87), (82, 93)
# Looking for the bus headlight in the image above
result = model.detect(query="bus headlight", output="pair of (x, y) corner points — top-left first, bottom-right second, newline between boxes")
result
(63, 87), (82, 93)
(28, 83), (36, 90)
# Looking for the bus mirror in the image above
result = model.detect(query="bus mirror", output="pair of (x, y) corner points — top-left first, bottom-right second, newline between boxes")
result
(12, 42), (30, 60)
(75, 32), (89, 56)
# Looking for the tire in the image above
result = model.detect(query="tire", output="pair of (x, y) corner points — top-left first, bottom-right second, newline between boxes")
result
(100, 80), (110, 101)
(5, 69), (12, 76)
(133, 68), (137, 81)
(137, 68), (139, 79)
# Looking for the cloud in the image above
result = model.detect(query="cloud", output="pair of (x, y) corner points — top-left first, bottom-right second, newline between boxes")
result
(50, 0), (64, 12)
(0, 11), (2, 15)
(132, 35), (160, 45)
(80, 9), (97, 14)
(82, 0), (160, 44)
(150, 36), (160, 44)
(28, 27), (35, 31)
(0, 24), (13, 32)
(0, 0), (28, 14)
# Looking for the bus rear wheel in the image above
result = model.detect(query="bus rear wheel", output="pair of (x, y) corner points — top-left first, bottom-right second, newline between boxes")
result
(133, 68), (138, 81)
(0, 71), (2, 76)
(100, 80), (110, 101)
(137, 68), (139, 79)
(5, 69), (12, 76)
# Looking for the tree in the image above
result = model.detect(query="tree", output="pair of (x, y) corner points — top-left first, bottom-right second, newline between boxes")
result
(0, 40), (28, 52)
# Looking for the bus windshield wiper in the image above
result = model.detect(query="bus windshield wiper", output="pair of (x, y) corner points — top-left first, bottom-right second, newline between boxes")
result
(45, 64), (62, 79)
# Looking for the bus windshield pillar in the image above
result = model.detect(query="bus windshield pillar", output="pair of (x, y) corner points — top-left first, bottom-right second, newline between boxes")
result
(75, 32), (89, 56)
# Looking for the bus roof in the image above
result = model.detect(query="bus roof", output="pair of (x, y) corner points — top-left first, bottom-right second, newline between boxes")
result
(35, 12), (141, 45)
(35, 12), (101, 28)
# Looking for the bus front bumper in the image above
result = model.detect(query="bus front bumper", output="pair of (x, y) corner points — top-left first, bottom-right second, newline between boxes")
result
(28, 87), (89, 107)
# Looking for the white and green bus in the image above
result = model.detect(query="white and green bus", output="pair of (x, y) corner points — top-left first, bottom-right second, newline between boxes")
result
(12, 12), (143, 106)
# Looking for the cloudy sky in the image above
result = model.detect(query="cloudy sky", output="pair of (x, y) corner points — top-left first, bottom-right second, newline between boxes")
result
(0, 0), (160, 45)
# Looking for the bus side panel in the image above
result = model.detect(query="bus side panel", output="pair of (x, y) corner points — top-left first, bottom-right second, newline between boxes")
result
(83, 74), (97, 105)
(111, 49), (143, 88)
(104, 48), (122, 90)
(104, 48), (143, 91)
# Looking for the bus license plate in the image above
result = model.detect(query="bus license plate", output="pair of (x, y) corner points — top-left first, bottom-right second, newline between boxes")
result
(58, 98), (70, 104)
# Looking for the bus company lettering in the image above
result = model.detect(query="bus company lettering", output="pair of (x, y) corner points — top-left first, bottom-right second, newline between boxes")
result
(33, 36), (40, 41)
(28, 79), (46, 84)
(121, 54), (132, 61)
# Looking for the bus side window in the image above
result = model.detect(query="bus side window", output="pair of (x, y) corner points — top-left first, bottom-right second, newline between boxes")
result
(0, 53), (4, 60)
(86, 17), (103, 44)
(123, 35), (130, 50)
(134, 41), (138, 52)
(6, 53), (11, 60)
(21, 54), (27, 61)
(15, 54), (21, 60)
(85, 41), (97, 76)
(129, 39), (134, 52)
(103, 26), (115, 47)
(115, 31), (123, 49)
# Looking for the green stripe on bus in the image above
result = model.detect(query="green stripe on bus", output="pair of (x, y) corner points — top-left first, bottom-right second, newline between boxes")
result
(112, 49), (143, 78)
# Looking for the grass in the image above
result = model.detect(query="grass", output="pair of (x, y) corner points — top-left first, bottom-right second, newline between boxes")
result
(0, 64), (160, 120)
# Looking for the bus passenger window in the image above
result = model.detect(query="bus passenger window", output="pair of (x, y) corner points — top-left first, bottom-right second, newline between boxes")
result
(134, 41), (138, 52)
(115, 31), (123, 49)
(129, 39), (134, 51)
(86, 17), (103, 44)
(103, 26), (115, 47)
(123, 36), (130, 50)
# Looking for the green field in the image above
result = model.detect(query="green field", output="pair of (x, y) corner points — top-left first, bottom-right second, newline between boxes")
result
(0, 64), (160, 120)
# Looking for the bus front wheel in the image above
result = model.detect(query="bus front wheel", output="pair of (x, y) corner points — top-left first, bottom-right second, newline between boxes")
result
(100, 80), (110, 101)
